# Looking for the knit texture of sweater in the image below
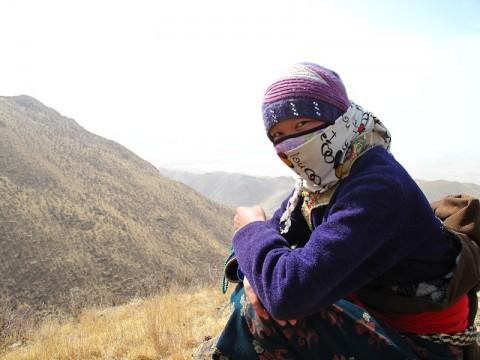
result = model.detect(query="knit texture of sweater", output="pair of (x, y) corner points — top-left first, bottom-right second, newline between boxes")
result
(232, 146), (458, 320)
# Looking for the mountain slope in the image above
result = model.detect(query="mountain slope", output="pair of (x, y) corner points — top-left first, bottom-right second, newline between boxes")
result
(0, 95), (233, 314)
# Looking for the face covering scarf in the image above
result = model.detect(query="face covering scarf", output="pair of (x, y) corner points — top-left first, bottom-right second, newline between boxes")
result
(275, 102), (391, 234)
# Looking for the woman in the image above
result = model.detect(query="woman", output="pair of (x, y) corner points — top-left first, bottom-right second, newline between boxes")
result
(213, 63), (479, 359)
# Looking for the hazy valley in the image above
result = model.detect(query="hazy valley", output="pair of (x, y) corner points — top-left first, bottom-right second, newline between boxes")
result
(159, 168), (480, 215)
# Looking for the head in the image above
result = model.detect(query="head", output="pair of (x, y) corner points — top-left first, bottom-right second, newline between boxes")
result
(263, 64), (391, 234)
(262, 62), (349, 142)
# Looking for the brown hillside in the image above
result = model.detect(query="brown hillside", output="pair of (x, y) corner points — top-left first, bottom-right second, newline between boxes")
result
(0, 95), (233, 315)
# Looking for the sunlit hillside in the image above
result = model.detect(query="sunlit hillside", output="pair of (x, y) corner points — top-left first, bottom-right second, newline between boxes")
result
(0, 95), (233, 317)
(0, 284), (230, 360)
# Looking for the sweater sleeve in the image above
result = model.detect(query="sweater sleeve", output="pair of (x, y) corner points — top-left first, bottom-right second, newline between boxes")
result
(232, 173), (406, 320)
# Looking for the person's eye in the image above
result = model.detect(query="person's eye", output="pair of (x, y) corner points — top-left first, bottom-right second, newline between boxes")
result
(295, 121), (310, 129)
(271, 131), (283, 139)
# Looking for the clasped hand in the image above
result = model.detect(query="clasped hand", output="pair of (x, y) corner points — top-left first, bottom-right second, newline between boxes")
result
(233, 205), (266, 232)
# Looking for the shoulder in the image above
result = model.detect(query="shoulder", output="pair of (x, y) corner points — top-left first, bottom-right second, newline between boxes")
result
(351, 147), (408, 180)
(338, 146), (418, 197)
(336, 148), (405, 197)
(327, 147), (424, 219)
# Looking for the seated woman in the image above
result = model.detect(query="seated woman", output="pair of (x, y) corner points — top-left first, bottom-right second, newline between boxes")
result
(212, 62), (479, 359)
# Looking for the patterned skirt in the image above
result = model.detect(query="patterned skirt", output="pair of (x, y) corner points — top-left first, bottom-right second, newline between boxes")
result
(212, 285), (464, 360)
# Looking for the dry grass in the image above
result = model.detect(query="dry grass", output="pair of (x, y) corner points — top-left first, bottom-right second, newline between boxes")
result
(2, 284), (480, 360)
(0, 284), (230, 360)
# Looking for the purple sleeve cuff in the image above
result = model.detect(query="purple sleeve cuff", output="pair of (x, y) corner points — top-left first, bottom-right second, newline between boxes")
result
(233, 221), (290, 260)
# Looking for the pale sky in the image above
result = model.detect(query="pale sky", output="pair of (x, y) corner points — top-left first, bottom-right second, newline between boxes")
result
(1, 0), (479, 184)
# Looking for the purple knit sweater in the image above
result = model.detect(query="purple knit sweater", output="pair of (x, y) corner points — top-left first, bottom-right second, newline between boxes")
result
(232, 147), (458, 320)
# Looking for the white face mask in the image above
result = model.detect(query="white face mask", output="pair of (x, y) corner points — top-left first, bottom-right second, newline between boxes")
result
(274, 104), (389, 192)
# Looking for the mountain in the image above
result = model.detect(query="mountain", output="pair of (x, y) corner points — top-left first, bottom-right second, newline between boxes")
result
(0, 95), (233, 315)
(160, 169), (480, 214)
(416, 179), (480, 202)
(158, 168), (295, 215)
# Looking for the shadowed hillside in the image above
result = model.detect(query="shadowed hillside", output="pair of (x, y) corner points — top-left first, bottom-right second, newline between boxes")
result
(0, 95), (233, 316)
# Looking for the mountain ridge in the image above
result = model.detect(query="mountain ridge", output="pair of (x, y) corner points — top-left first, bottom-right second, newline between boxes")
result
(0, 95), (233, 315)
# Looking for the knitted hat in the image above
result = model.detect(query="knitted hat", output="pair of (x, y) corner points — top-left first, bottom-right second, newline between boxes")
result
(262, 63), (350, 138)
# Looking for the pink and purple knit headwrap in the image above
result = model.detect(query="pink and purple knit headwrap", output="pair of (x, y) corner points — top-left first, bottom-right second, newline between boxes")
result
(262, 63), (350, 138)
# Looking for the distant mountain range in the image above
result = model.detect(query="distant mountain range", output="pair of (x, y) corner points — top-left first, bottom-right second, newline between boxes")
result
(0, 95), (232, 314)
(159, 168), (295, 215)
(160, 169), (480, 215)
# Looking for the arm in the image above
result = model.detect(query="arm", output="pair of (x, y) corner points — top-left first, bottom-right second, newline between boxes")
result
(226, 193), (310, 282)
(233, 174), (407, 320)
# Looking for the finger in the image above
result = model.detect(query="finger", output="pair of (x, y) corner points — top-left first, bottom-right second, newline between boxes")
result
(243, 277), (270, 320)
(254, 205), (267, 219)
(253, 302), (270, 320)
(233, 214), (242, 231)
(273, 318), (297, 327)
(235, 206), (247, 215)
(233, 211), (247, 231)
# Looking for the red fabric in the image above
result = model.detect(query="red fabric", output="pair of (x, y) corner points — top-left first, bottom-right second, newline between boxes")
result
(348, 294), (469, 334)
